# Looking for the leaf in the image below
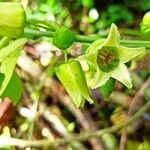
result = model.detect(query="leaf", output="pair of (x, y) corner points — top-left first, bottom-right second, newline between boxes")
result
(1, 72), (22, 105)
(0, 38), (27, 96)
(100, 78), (116, 98)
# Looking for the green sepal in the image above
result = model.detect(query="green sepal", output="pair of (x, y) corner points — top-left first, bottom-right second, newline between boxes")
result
(100, 78), (116, 98)
(1, 72), (22, 105)
(0, 2), (25, 38)
(56, 60), (93, 107)
(53, 26), (75, 50)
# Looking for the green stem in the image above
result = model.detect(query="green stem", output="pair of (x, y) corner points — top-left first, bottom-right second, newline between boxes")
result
(28, 95), (40, 140)
(0, 101), (150, 148)
(119, 28), (144, 37)
(27, 18), (60, 31)
(24, 28), (150, 49)
(64, 50), (68, 62)
(24, 28), (54, 37)
(28, 76), (47, 140)
(75, 34), (102, 43)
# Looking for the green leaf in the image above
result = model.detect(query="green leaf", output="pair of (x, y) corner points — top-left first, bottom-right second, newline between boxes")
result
(1, 72), (22, 105)
(100, 78), (115, 98)
(0, 38), (27, 96)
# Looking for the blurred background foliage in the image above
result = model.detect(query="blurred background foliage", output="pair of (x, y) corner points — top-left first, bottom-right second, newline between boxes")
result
(0, 0), (150, 150)
(5, 0), (150, 34)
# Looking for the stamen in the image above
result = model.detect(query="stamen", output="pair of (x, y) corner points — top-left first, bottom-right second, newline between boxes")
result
(97, 46), (119, 72)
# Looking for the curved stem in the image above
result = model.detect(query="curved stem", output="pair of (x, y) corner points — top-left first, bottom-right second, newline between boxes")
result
(0, 100), (150, 148)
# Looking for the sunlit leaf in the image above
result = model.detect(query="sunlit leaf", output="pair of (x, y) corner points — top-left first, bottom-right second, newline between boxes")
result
(0, 38), (27, 96)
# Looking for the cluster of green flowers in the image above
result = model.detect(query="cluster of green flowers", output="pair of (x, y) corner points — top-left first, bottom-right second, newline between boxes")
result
(0, 2), (148, 107)
(56, 24), (145, 107)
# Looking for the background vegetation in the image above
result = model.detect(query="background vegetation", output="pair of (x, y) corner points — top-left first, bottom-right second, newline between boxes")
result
(0, 0), (150, 150)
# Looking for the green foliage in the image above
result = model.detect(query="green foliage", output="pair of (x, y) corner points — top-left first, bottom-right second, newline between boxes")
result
(1, 72), (22, 105)
(96, 5), (134, 29)
(0, 38), (27, 98)
(53, 26), (75, 50)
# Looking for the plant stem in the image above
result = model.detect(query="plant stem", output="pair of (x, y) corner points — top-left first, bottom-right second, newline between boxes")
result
(27, 18), (60, 31)
(0, 100), (150, 148)
(24, 28), (54, 37)
(28, 76), (47, 140)
(119, 28), (144, 37)
(64, 50), (68, 62)
(24, 28), (150, 49)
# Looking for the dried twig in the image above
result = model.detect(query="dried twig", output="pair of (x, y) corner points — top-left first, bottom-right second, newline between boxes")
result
(0, 100), (150, 148)
(119, 76), (150, 150)
(45, 78), (106, 150)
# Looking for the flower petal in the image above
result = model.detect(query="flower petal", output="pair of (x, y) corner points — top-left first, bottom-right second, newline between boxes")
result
(105, 23), (120, 46)
(78, 51), (98, 69)
(91, 69), (110, 89)
(110, 63), (132, 89)
(87, 39), (104, 53)
(118, 45), (145, 63)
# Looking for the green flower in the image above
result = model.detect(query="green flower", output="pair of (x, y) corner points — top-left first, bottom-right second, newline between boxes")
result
(56, 60), (93, 107)
(79, 23), (145, 89)
(0, 2), (25, 38)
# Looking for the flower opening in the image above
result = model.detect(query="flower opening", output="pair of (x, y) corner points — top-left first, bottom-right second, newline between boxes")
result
(97, 46), (119, 72)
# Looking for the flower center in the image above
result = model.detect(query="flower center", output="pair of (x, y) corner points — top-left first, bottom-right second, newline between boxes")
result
(97, 46), (119, 72)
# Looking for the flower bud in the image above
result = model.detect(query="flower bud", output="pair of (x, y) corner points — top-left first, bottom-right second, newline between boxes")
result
(0, 2), (25, 38)
(53, 26), (75, 50)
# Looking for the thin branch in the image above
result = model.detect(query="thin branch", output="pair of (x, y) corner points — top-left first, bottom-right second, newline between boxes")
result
(119, 76), (150, 150)
(0, 100), (150, 148)
(45, 79), (106, 150)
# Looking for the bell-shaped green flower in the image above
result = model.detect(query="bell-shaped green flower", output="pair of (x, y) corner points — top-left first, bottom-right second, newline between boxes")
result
(0, 2), (25, 38)
(55, 60), (93, 107)
(79, 23), (145, 89)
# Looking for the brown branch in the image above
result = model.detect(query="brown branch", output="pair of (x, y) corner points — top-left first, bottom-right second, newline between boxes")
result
(45, 78), (106, 150)
(119, 76), (150, 150)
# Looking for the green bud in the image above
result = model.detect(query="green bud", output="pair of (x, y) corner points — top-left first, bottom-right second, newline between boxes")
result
(141, 11), (150, 37)
(56, 60), (93, 107)
(97, 46), (119, 72)
(0, 2), (25, 38)
(53, 26), (75, 50)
